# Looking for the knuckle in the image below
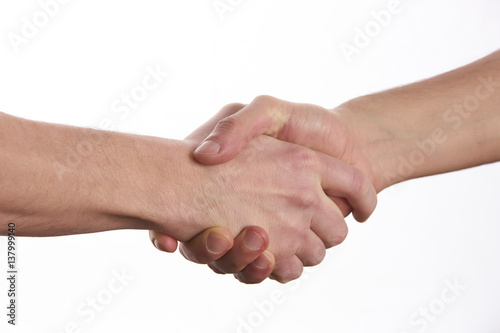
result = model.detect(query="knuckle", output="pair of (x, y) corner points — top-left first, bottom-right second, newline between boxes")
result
(291, 188), (317, 209)
(212, 115), (242, 137)
(314, 245), (327, 263)
(253, 94), (278, 106)
(280, 268), (303, 283)
(303, 246), (326, 267)
(272, 259), (303, 283)
(326, 223), (349, 248)
(221, 103), (246, 116)
(252, 95), (287, 137)
(290, 147), (320, 172)
(350, 168), (369, 196)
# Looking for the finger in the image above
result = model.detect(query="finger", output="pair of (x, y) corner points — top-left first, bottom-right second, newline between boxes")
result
(295, 230), (327, 266)
(269, 255), (304, 284)
(149, 230), (179, 253)
(184, 103), (246, 142)
(234, 251), (275, 284)
(193, 95), (288, 165)
(179, 227), (234, 264)
(316, 152), (377, 222)
(209, 226), (269, 274)
(310, 196), (349, 249)
(330, 196), (352, 217)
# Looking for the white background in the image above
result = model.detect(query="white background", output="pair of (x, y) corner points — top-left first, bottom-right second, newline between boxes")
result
(1, 0), (500, 332)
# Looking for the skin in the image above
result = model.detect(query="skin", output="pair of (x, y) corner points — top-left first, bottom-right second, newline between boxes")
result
(0, 109), (376, 283)
(154, 49), (500, 282)
(151, 103), (376, 283)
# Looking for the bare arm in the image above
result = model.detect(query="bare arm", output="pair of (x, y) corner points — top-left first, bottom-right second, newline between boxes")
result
(0, 111), (190, 237)
(346, 49), (500, 188)
(191, 50), (500, 192)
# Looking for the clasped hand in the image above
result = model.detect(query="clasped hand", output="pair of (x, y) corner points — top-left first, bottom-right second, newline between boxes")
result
(150, 96), (378, 284)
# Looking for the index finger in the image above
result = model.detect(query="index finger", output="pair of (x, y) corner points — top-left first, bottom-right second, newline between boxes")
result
(316, 152), (377, 222)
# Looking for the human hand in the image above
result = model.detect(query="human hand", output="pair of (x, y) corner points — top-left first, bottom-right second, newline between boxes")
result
(150, 226), (275, 284)
(154, 49), (500, 282)
(192, 95), (392, 193)
(150, 105), (376, 280)
(150, 105), (280, 284)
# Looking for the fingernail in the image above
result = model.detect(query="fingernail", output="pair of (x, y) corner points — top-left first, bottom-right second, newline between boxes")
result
(252, 254), (270, 270)
(195, 140), (220, 155)
(206, 233), (230, 255)
(243, 230), (264, 251)
(153, 238), (159, 250)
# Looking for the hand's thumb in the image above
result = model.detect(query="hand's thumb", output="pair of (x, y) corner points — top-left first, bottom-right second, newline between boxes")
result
(193, 114), (255, 165)
(194, 97), (286, 165)
(194, 96), (290, 164)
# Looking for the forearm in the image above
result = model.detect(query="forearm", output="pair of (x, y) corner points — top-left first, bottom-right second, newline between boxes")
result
(0, 112), (195, 237)
(344, 50), (500, 189)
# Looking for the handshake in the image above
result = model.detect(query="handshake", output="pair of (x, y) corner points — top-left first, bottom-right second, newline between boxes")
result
(148, 95), (382, 284)
(2, 50), (498, 285)
(148, 49), (500, 284)
(146, 95), (391, 284)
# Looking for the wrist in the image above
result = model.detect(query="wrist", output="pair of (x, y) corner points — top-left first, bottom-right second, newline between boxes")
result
(101, 135), (210, 241)
(340, 53), (500, 191)
(340, 85), (500, 192)
(334, 96), (405, 192)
